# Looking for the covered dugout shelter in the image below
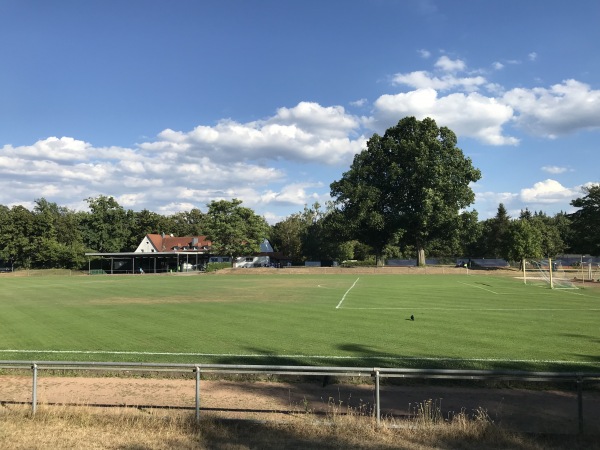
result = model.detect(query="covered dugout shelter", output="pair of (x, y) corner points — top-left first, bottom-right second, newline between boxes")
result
(85, 234), (211, 275)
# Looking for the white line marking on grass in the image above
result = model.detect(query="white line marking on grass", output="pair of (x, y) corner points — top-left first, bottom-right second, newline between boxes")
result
(336, 277), (360, 309)
(0, 349), (597, 366)
(457, 281), (503, 294)
(562, 290), (586, 296)
(340, 307), (600, 311)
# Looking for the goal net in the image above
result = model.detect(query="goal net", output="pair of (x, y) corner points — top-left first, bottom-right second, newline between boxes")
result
(526, 260), (578, 289)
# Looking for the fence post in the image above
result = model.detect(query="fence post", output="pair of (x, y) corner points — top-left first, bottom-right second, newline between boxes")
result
(31, 363), (38, 415)
(373, 369), (381, 426)
(195, 366), (201, 424)
(577, 377), (583, 434)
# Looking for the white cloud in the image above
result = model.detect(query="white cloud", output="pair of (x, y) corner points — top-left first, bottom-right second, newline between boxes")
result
(520, 179), (577, 204)
(472, 191), (520, 219)
(156, 202), (198, 215)
(504, 80), (600, 137)
(528, 52), (538, 61)
(418, 49), (431, 59)
(373, 88), (518, 145)
(260, 182), (323, 207)
(2, 137), (90, 162)
(434, 55), (466, 72)
(541, 165), (569, 174)
(141, 102), (366, 166)
(350, 98), (368, 107)
(273, 102), (360, 137)
(117, 193), (147, 207)
(492, 62), (504, 70)
(0, 100), (369, 219)
(392, 70), (486, 92)
(475, 191), (519, 206)
(391, 61), (600, 143)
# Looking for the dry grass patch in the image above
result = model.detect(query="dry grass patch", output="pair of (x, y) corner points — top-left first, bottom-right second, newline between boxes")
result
(2, 400), (595, 450)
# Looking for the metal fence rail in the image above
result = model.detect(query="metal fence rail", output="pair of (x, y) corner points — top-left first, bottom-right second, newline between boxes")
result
(1, 360), (599, 433)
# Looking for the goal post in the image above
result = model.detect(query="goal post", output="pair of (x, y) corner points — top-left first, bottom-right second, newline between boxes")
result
(525, 258), (578, 290)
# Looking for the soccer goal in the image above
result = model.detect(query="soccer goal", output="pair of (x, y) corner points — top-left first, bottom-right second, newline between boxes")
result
(525, 258), (578, 289)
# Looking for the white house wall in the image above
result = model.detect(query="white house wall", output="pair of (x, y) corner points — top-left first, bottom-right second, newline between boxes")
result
(135, 236), (158, 253)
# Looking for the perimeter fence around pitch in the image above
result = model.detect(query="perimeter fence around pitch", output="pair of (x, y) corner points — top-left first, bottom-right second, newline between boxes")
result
(1, 360), (599, 434)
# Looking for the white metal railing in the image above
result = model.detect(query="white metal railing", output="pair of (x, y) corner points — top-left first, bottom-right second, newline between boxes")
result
(1, 361), (599, 433)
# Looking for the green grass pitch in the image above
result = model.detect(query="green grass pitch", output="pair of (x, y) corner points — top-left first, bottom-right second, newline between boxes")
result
(1, 272), (599, 371)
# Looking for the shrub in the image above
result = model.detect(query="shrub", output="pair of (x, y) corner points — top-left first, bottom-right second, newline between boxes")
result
(205, 262), (231, 272)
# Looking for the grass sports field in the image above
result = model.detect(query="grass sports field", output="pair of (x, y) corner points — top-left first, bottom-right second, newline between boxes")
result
(1, 270), (599, 371)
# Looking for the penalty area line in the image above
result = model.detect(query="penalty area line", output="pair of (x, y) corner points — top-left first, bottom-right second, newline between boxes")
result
(336, 277), (360, 309)
(457, 281), (503, 294)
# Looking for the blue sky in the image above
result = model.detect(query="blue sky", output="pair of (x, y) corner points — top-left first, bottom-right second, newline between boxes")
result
(1, 0), (599, 224)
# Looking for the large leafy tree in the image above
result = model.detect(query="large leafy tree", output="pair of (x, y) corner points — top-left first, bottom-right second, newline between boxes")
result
(569, 184), (600, 255)
(487, 203), (511, 257)
(529, 211), (565, 258)
(427, 210), (481, 258)
(0, 205), (36, 268)
(330, 117), (481, 265)
(166, 208), (205, 237)
(271, 213), (307, 264)
(300, 202), (353, 262)
(552, 211), (573, 253)
(271, 202), (354, 263)
(125, 209), (171, 250)
(32, 198), (86, 268)
(81, 196), (131, 253)
(203, 199), (270, 258)
(504, 218), (544, 262)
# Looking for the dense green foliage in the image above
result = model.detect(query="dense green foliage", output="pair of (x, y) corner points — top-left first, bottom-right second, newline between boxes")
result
(330, 117), (481, 265)
(0, 190), (595, 270)
(202, 199), (270, 257)
(569, 184), (600, 255)
(1, 273), (598, 371)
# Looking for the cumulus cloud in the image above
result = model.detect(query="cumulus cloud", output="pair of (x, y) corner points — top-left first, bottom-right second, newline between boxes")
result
(373, 88), (518, 145)
(387, 58), (600, 145)
(350, 98), (368, 107)
(434, 56), (466, 72)
(141, 102), (366, 166)
(260, 182), (324, 207)
(2, 137), (139, 164)
(392, 56), (486, 92)
(503, 80), (600, 137)
(0, 102), (366, 220)
(392, 71), (486, 92)
(0, 137), (285, 216)
(520, 179), (577, 204)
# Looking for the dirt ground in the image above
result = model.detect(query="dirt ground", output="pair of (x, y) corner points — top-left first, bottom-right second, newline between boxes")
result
(1, 375), (599, 435)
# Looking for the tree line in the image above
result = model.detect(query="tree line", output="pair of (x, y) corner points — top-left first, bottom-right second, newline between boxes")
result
(1, 117), (598, 270)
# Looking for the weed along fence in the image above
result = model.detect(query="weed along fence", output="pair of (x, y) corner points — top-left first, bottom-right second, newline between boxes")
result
(1, 361), (599, 434)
